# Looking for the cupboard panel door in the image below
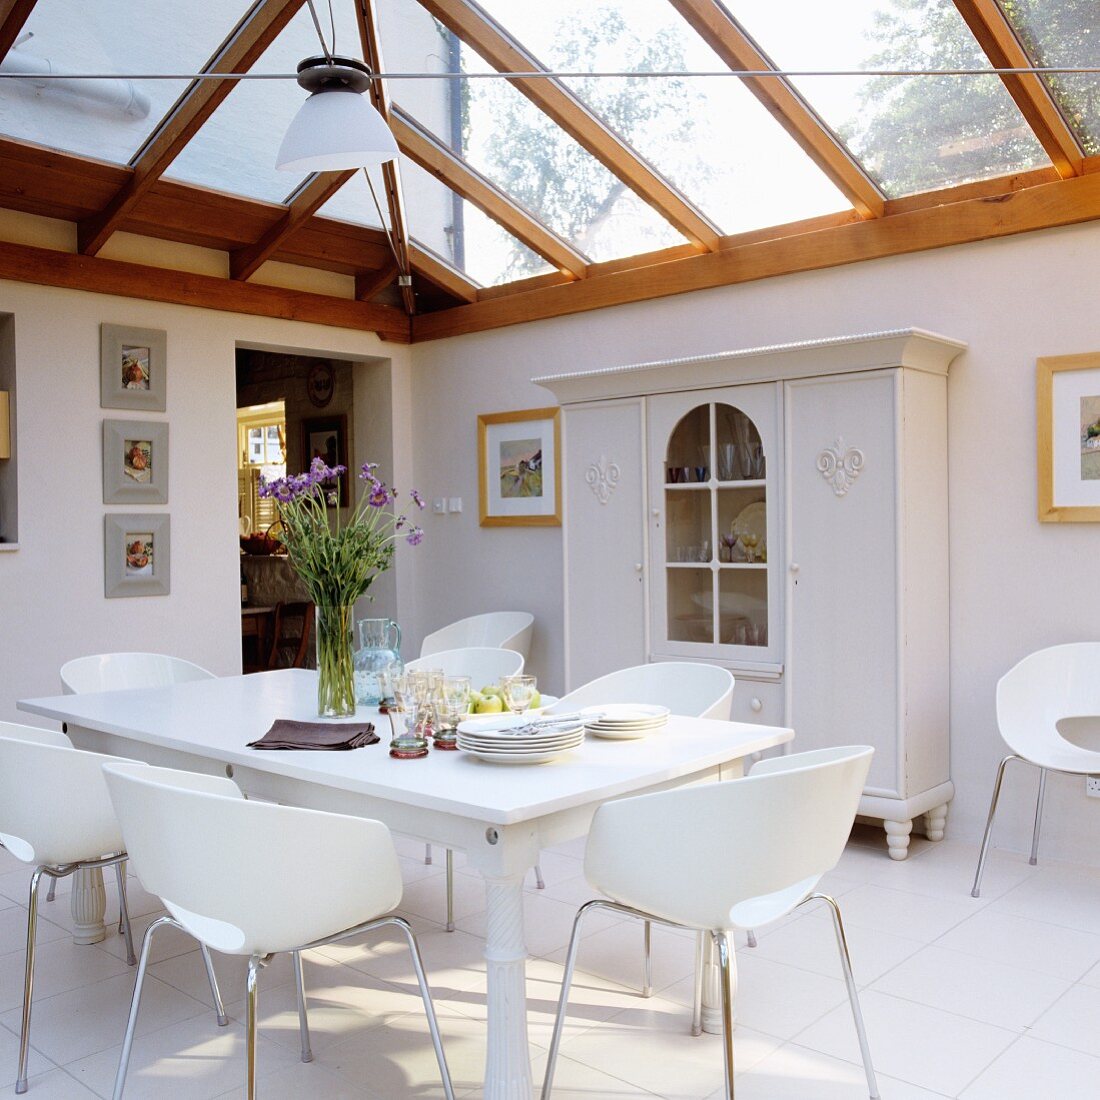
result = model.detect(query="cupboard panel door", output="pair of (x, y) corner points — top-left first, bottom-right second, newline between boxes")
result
(786, 372), (900, 795)
(562, 399), (647, 690)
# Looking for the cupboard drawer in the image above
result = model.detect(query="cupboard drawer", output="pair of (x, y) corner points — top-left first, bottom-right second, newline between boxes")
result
(729, 678), (784, 726)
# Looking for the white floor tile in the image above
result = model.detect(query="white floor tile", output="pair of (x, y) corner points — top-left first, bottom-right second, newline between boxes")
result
(148, 947), (294, 1008)
(959, 1036), (1100, 1099)
(396, 869), (487, 927)
(861, 840), (1037, 901)
(1028, 982), (1100, 1056)
(0, 937), (132, 1014)
(0, 907), (69, 954)
(0, 1022), (56, 1089)
(6, 1068), (98, 1097)
(803, 884), (981, 942)
(995, 862), (1100, 935)
(532, 1048), (667, 1098)
(795, 990), (1016, 1096)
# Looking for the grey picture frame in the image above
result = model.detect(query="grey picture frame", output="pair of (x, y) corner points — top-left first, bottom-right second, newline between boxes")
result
(100, 323), (167, 412)
(105, 513), (170, 598)
(103, 419), (168, 504)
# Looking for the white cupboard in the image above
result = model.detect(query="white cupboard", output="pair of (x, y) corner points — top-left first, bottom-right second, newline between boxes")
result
(538, 329), (965, 858)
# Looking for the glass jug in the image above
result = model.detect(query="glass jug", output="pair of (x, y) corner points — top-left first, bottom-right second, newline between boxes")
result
(353, 618), (403, 705)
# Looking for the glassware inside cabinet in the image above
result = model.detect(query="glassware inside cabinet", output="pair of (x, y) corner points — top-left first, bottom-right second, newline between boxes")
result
(717, 569), (768, 647)
(664, 403), (710, 483)
(665, 488), (712, 563)
(667, 567), (717, 643)
(715, 403), (765, 481)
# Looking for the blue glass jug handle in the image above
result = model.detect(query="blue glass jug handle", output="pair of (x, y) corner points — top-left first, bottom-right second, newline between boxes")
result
(389, 620), (402, 653)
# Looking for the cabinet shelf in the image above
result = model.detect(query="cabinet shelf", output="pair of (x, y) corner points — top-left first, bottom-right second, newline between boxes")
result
(665, 479), (767, 490)
(718, 562), (767, 570)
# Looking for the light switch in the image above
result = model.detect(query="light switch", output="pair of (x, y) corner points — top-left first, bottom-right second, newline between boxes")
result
(432, 498), (446, 514)
(449, 497), (463, 513)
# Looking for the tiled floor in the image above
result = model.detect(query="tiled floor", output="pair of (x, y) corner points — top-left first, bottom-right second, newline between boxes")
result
(3, 827), (1100, 1098)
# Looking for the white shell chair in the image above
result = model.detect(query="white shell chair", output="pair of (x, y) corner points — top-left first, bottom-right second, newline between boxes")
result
(972, 642), (1100, 897)
(550, 661), (736, 986)
(0, 723), (226, 1095)
(102, 761), (455, 1100)
(46, 653), (215, 906)
(542, 747), (879, 1100)
(419, 611), (534, 660)
(406, 647), (528, 927)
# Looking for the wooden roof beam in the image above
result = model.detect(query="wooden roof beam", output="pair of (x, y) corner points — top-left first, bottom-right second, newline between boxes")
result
(230, 170), (355, 281)
(355, 261), (398, 301)
(77, 0), (305, 257)
(667, 0), (884, 219)
(0, 0), (38, 62)
(952, 0), (1083, 178)
(409, 244), (479, 303)
(392, 108), (587, 278)
(356, 0), (416, 314)
(419, 0), (721, 251)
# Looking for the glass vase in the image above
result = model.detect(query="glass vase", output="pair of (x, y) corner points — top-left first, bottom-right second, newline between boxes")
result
(315, 603), (356, 718)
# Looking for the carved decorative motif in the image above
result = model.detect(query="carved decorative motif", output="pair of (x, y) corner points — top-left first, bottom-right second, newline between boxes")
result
(817, 438), (865, 497)
(585, 456), (621, 504)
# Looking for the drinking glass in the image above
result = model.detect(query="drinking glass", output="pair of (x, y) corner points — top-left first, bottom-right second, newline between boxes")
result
(741, 532), (759, 563)
(435, 675), (470, 751)
(389, 672), (429, 758)
(501, 674), (538, 716)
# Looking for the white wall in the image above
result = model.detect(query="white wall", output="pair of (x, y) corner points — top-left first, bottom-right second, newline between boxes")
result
(0, 278), (409, 715)
(408, 219), (1100, 864)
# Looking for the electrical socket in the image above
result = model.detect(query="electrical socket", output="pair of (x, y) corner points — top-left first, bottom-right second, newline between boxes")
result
(1087, 776), (1100, 798)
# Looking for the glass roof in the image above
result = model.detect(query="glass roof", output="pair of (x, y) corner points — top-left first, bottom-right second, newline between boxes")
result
(376, 0), (689, 262)
(726, 0), (1051, 197)
(0, 0), (248, 165)
(471, 0), (849, 234)
(996, 0), (1100, 156)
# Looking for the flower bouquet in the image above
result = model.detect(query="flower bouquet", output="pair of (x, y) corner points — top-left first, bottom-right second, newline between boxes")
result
(260, 459), (424, 716)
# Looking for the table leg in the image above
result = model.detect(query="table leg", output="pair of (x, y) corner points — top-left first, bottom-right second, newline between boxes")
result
(700, 932), (737, 1035)
(71, 867), (106, 945)
(482, 873), (533, 1100)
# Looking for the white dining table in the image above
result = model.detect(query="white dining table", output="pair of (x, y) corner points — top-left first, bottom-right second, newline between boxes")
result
(19, 668), (792, 1100)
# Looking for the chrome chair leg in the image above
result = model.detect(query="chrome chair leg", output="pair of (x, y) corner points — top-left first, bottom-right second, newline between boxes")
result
(745, 929), (757, 948)
(113, 915), (176, 1100)
(714, 931), (736, 1100)
(642, 919), (653, 997)
(246, 954), (265, 1100)
(292, 950), (313, 1063)
(811, 893), (880, 1100)
(971, 754), (1021, 898)
(45, 876), (55, 904)
(691, 930), (705, 1037)
(534, 862), (546, 890)
(15, 868), (45, 1095)
(199, 943), (229, 1026)
(387, 917), (456, 1100)
(114, 862), (137, 966)
(445, 849), (455, 932)
(1030, 767), (1047, 866)
(541, 899), (601, 1099)
(425, 842), (433, 866)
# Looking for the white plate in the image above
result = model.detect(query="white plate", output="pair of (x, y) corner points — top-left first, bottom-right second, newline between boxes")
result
(463, 747), (579, 765)
(585, 724), (659, 741)
(458, 734), (585, 751)
(579, 704), (670, 724)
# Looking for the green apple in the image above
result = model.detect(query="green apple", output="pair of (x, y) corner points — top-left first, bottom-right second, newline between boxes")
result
(480, 684), (504, 699)
(529, 691), (541, 708)
(474, 693), (504, 714)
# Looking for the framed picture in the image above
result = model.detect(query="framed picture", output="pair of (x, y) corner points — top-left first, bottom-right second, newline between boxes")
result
(301, 414), (349, 506)
(103, 419), (168, 504)
(1038, 352), (1100, 522)
(100, 323), (167, 412)
(477, 407), (561, 527)
(105, 513), (170, 598)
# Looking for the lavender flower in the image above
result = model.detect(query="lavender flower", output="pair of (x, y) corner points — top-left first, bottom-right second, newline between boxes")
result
(405, 526), (424, 546)
(409, 488), (426, 510)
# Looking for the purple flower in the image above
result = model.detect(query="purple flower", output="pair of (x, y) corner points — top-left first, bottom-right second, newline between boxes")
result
(405, 526), (424, 546)
(410, 488), (426, 510)
(359, 461), (380, 480)
(368, 484), (393, 508)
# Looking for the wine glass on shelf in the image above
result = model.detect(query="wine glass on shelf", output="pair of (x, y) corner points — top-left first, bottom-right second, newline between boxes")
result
(721, 534), (738, 562)
(740, 531), (759, 563)
(501, 674), (538, 717)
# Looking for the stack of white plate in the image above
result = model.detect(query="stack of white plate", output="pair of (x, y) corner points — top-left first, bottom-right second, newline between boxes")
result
(456, 714), (585, 764)
(581, 703), (670, 739)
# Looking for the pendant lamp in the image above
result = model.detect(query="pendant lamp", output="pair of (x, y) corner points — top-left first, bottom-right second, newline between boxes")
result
(276, 55), (398, 173)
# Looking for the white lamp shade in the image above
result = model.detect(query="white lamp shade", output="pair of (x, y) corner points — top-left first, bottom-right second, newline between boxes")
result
(0, 390), (9, 460)
(276, 88), (399, 172)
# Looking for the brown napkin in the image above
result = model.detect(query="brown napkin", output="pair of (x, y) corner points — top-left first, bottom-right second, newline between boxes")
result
(248, 719), (379, 751)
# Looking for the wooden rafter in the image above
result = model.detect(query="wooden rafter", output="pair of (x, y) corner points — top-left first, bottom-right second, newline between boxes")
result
(952, 0), (1083, 178)
(355, 0), (415, 314)
(77, 0), (305, 257)
(392, 108), (586, 278)
(0, 0), (38, 62)
(230, 170), (355, 281)
(355, 261), (398, 301)
(667, 0), (884, 219)
(411, 168), (1100, 340)
(419, 0), (721, 252)
(408, 244), (479, 303)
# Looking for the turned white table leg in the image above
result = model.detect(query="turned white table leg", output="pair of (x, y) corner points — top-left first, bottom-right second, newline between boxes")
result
(482, 873), (533, 1100)
(700, 928), (737, 1035)
(70, 866), (107, 944)
(924, 803), (948, 842)
(884, 819), (913, 861)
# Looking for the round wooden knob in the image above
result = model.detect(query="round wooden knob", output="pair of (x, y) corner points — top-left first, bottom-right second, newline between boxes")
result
(751, 697), (763, 713)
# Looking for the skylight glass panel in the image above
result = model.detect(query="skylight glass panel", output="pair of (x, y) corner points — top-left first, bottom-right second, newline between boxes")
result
(375, 0), (687, 262)
(399, 157), (553, 286)
(471, 0), (849, 233)
(996, 0), (1100, 155)
(316, 168), (386, 229)
(0, 0), (250, 164)
(166, 2), (365, 202)
(728, 0), (1051, 197)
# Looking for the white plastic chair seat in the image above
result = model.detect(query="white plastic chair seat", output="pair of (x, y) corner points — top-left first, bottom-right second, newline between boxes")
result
(551, 662), (734, 721)
(60, 653), (215, 695)
(419, 612), (534, 660)
(405, 646), (525, 687)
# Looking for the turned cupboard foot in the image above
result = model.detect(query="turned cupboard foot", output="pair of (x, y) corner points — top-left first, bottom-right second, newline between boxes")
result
(884, 819), (913, 861)
(923, 803), (948, 842)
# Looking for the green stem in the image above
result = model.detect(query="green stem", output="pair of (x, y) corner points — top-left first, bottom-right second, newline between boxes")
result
(316, 603), (356, 718)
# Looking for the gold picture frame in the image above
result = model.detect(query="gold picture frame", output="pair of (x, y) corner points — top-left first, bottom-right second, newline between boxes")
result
(477, 407), (561, 527)
(1037, 352), (1100, 522)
